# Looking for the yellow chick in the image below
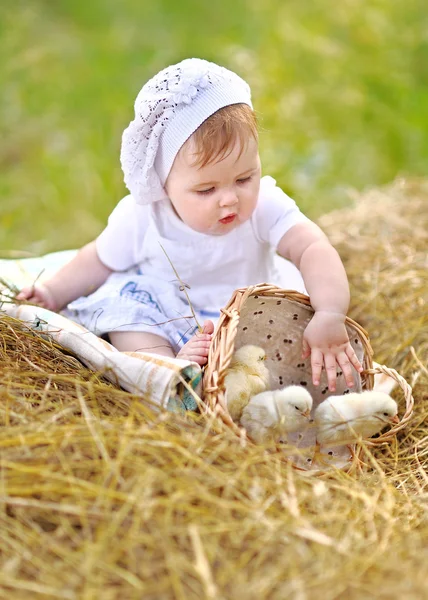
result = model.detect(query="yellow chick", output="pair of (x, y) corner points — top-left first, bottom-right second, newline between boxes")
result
(240, 386), (313, 444)
(314, 390), (399, 447)
(224, 345), (270, 422)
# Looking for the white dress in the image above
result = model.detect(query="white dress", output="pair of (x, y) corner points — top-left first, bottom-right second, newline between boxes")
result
(66, 176), (309, 352)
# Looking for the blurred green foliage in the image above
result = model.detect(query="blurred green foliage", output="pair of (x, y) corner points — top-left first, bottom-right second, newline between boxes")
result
(1, 0), (427, 253)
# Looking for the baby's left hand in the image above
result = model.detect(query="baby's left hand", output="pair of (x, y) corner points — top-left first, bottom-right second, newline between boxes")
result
(302, 311), (363, 391)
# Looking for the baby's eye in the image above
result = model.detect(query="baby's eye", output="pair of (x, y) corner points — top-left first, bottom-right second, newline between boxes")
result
(237, 176), (252, 184)
(196, 187), (215, 195)
(295, 406), (300, 411)
(383, 412), (390, 417)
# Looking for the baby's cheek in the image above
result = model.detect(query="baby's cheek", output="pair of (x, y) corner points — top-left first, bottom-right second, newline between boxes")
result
(189, 212), (215, 234)
(241, 198), (258, 221)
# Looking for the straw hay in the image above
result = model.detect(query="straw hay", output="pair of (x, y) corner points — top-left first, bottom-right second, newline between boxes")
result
(0, 178), (427, 599)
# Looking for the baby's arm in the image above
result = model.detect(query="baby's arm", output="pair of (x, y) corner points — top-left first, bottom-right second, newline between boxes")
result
(17, 241), (113, 311)
(277, 221), (363, 391)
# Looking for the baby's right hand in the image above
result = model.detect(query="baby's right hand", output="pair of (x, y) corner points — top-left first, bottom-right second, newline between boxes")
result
(16, 283), (58, 311)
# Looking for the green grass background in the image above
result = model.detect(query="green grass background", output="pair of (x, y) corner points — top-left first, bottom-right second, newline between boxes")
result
(1, 0), (427, 254)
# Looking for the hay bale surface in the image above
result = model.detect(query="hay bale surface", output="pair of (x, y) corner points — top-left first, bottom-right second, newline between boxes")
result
(0, 179), (427, 599)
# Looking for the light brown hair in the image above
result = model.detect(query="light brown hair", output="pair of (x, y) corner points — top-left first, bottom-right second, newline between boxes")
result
(183, 103), (258, 168)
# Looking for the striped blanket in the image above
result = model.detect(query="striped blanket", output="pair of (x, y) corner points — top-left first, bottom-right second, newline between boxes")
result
(0, 251), (202, 411)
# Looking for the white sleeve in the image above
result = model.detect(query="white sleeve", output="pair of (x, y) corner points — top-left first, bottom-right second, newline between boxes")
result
(95, 195), (150, 270)
(252, 176), (310, 248)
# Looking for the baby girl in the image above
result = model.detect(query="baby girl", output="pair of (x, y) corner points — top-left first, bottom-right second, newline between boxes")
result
(18, 58), (362, 392)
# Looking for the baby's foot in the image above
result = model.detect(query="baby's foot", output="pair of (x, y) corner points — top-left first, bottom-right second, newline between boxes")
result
(177, 320), (214, 366)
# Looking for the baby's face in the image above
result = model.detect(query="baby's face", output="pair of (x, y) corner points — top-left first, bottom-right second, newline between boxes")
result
(165, 136), (261, 235)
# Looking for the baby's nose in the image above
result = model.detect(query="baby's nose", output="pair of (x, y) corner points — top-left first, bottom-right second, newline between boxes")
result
(219, 189), (238, 207)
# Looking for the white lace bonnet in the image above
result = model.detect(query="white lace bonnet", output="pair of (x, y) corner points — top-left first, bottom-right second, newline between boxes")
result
(120, 58), (253, 205)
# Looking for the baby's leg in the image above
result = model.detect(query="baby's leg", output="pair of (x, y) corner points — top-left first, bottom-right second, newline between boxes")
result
(109, 331), (175, 357)
(108, 320), (214, 366)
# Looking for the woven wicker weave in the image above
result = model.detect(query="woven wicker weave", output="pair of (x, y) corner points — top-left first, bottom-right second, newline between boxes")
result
(203, 284), (414, 471)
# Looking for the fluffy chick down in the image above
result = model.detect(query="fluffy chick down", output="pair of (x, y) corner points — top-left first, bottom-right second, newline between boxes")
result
(314, 390), (399, 446)
(224, 345), (270, 423)
(240, 385), (313, 445)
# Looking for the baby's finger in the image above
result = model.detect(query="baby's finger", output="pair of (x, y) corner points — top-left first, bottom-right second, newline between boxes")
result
(301, 338), (311, 360)
(180, 354), (208, 366)
(16, 288), (32, 301)
(201, 320), (215, 335)
(324, 353), (338, 392)
(310, 349), (324, 386)
(337, 351), (355, 388)
(195, 333), (212, 343)
(189, 340), (211, 349)
(346, 345), (363, 372)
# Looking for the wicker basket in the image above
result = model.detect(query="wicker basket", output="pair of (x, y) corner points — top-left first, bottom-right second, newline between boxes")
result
(203, 284), (414, 471)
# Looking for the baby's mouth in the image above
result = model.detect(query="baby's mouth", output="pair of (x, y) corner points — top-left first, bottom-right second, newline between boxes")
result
(219, 214), (236, 224)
